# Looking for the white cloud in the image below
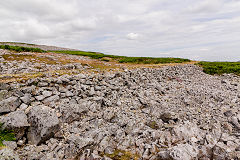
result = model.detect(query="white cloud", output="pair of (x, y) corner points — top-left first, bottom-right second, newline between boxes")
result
(126, 33), (139, 40)
(0, 0), (240, 61)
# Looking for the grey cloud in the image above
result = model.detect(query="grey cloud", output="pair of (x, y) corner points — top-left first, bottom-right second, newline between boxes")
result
(187, 0), (223, 14)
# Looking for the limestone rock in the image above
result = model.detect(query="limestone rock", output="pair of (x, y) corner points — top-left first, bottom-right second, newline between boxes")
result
(0, 96), (21, 113)
(0, 110), (29, 139)
(160, 112), (178, 123)
(2, 141), (17, 150)
(20, 93), (32, 104)
(169, 143), (199, 160)
(43, 95), (59, 104)
(0, 148), (20, 160)
(27, 106), (60, 145)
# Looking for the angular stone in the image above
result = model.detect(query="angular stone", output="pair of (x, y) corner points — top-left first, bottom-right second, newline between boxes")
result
(38, 82), (48, 87)
(0, 96), (21, 113)
(160, 112), (178, 123)
(35, 95), (45, 101)
(20, 93), (32, 104)
(42, 91), (52, 98)
(0, 90), (8, 101)
(169, 143), (199, 160)
(43, 95), (59, 104)
(65, 91), (73, 97)
(0, 110), (29, 139)
(68, 134), (94, 149)
(223, 110), (233, 117)
(0, 83), (10, 90)
(173, 122), (203, 142)
(27, 106), (60, 145)
(59, 102), (88, 123)
(157, 151), (172, 159)
(230, 116), (240, 130)
(19, 103), (28, 110)
(104, 146), (114, 154)
(212, 145), (227, 159)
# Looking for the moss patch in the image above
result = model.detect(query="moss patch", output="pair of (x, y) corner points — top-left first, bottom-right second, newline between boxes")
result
(100, 149), (140, 160)
(0, 123), (16, 147)
(146, 121), (159, 129)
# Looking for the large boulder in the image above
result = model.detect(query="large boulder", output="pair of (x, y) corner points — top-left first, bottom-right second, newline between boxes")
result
(27, 105), (60, 145)
(0, 110), (29, 139)
(0, 96), (21, 113)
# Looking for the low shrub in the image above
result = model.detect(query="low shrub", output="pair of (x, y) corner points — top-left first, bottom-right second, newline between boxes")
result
(198, 61), (240, 75)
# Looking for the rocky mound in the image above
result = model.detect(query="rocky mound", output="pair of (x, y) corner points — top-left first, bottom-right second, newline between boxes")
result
(0, 63), (240, 159)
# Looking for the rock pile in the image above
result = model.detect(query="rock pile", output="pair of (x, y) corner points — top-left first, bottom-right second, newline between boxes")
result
(0, 49), (89, 75)
(0, 64), (240, 159)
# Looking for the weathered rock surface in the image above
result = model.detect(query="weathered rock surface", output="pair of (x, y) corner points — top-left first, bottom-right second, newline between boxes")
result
(27, 105), (60, 145)
(2, 141), (17, 150)
(0, 110), (29, 139)
(0, 96), (21, 113)
(0, 148), (20, 160)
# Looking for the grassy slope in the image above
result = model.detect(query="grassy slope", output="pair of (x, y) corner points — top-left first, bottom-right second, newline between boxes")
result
(0, 45), (45, 53)
(197, 61), (240, 75)
(51, 50), (191, 64)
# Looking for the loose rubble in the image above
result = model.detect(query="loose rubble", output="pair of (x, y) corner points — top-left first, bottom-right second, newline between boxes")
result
(0, 49), (240, 159)
(0, 49), (89, 75)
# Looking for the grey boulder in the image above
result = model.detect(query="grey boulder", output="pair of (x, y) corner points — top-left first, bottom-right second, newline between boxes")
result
(0, 97), (21, 113)
(0, 110), (29, 139)
(27, 105), (60, 145)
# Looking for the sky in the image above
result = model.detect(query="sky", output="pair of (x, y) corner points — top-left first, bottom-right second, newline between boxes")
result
(0, 0), (240, 61)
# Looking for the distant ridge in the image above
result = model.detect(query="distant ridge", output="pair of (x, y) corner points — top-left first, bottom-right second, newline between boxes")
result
(0, 42), (78, 51)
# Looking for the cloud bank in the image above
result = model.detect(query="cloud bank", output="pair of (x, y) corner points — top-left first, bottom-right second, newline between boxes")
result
(0, 0), (240, 61)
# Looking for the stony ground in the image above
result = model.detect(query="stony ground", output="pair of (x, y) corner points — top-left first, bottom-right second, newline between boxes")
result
(0, 48), (240, 160)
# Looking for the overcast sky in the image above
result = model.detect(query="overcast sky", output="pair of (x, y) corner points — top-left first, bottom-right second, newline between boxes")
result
(0, 0), (240, 61)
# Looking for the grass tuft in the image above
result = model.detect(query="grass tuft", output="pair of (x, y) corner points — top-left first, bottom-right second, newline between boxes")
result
(0, 123), (16, 147)
(100, 149), (140, 160)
